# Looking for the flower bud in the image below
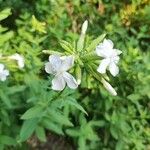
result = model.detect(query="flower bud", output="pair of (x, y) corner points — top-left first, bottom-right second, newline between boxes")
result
(101, 78), (117, 96)
(81, 20), (88, 34)
(75, 65), (82, 85)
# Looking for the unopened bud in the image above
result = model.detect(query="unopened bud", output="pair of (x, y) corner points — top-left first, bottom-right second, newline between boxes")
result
(75, 65), (82, 85)
(81, 20), (88, 34)
(101, 78), (117, 96)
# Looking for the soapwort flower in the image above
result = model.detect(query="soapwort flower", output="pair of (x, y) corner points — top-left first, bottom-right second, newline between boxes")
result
(96, 39), (122, 76)
(45, 55), (78, 91)
(0, 64), (9, 81)
(9, 53), (24, 69)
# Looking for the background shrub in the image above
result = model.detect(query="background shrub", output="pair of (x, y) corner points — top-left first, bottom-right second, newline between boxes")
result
(0, 0), (150, 149)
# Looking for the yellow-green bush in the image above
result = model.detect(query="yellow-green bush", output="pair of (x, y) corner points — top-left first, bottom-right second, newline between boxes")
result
(0, 0), (150, 149)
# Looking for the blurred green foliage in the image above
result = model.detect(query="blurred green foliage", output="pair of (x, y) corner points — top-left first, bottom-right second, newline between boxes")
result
(0, 0), (150, 149)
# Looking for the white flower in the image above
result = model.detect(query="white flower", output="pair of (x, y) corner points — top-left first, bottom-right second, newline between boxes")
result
(81, 20), (88, 34)
(101, 78), (117, 96)
(96, 39), (122, 76)
(9, 53), (24, 69)
(0, 64), (9, 81)
(45, 55), (78, 91)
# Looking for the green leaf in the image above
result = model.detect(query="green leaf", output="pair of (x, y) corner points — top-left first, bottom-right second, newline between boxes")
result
(0, 144), (4, 150)
(0, 91), (12, 108)
(66, 129), (80, 137)
(0, 31), (14, 46)
(110, 125), (119, 140)
(67, 98), (88, 115)
(0, 135), (16, 145)
(86, 34), (106, 51)
(36, 126), (46, 142)
(42, 50), (63, 55)
(116, 140), (125, 150)
(78, 137), (86, 150)
(1, 109), (10, 126)
(8, 85), (26, 95)
(77, 33), (85, 52)
(42, 118), (64, 135)
(0, 8), (11, 21)
(59, 40), (74, 53)
(90, 120), (105, 127)
(19, 118), (38, 142)
(31, 15), (46, 33)
(21, 106), (44, 120)
(48, 109), (73, 126)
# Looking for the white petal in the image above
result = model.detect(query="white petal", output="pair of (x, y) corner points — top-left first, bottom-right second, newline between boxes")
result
(111, 49), (122, 57)
(9, 53), (19, 59)
(114, 49), (122, 55)
(0, 64), (9, 81)
(101, 78), (117, 96)
(113, 56), (120, 64)
(0, 70), (9, 81)
(63, 72), (78, 89)
(0, 76), (6, 81)
(103, 39), (114, 49)
(9, 53), (24, 68)
(51, 75), (66, 91)
(18, 59), (24, 68)
(109, 62), (119, 76)
(49, 55), (62, 72)
(97, 58), (110, 74)
(96, 40), (114, 58)
(3, 70), (9, 76)
(61, 56), (74, 71)
(45, 62), (55, 74)
(0, 64), (4, 71)
(96, 46), (106, 57)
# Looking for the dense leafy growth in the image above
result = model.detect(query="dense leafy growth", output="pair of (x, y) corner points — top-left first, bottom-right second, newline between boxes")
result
(0, 0), (150, 149)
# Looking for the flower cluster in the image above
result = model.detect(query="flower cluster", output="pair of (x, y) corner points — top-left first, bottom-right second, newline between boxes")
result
(45, 35), (122, 95)
(0, 53), (24, 81)
(96, 39), (122, 95)
(0, 20), (121, 96)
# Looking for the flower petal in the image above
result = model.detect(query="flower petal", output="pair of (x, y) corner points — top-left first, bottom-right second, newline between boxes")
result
(96, 39), (114, 58)
(0, 64), (4, 71)
(113, 56), (120, 64)
(114, 49), (122, 55)
(3, 70), (9, 76)
(63, 72), (78, 89)
(0, 70), (9, 81)
(61, 56), (74, 71)
(49, 55), (62, 72)
(0, 64), (9, 81)
(97, 58), (110, 74)
(0, 76), (6, 81)
(9, 53), (24, 69)
(45, 62), (55, 74)
(109, 62), (119, 76)
(101, 78), (117, 96)
(103, 39), (114, 49)
(51, 75), (66, 91)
